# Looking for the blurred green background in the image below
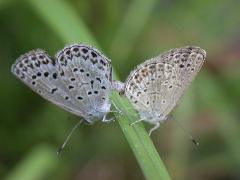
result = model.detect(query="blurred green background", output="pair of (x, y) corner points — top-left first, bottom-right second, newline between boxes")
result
(1, 0), (240, 180)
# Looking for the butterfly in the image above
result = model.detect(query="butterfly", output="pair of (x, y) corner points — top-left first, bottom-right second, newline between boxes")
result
(119, 46), (206, 135)
(11, 44), (120, 124)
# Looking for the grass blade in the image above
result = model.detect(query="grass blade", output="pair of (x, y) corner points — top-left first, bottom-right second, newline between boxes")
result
(28, 0), (98, 46)
(111, 92), (171, 179)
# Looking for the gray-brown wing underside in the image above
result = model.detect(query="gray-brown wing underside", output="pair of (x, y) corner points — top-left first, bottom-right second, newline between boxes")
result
(124, 46), (206, 117)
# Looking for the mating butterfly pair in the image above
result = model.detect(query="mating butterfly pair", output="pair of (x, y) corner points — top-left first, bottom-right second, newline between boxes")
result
(12, 44), (206, 134)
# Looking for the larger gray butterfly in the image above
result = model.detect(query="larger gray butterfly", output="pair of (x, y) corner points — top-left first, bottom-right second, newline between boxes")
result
(11, 44), (117, 124)
(121, 46), (206, 135)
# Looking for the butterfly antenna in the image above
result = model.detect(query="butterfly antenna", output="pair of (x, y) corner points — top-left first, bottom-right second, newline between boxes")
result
(57, 119), (83, 155)
(173, 118), (199, 146)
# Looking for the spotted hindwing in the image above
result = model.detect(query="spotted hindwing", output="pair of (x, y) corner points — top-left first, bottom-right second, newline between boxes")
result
(55, 44), (113, 122)
(124, 46), (206, 118)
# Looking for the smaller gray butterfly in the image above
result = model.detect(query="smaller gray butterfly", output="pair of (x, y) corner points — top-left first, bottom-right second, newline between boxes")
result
(117, 46), (206, 136)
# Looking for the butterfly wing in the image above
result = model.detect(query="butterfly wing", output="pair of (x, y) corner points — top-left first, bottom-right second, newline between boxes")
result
(11, 49), (89, 118)
(124, 46), (206, 118)
(55, 44), (113, 120)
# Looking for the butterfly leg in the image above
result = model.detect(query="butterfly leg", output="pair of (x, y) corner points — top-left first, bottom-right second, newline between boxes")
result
(148, 122), (160, 136)
(111, 100), (123, 116)
(102, 114), (115, 123)
(129, 119), (144, 126)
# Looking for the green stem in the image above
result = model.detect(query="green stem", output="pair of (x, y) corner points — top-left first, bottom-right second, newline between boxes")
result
(111, 92), (171, 179)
